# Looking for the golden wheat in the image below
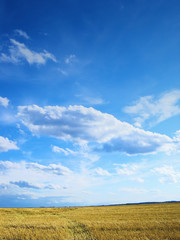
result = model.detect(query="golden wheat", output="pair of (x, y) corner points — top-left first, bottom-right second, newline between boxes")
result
(0, 203), (179, 239)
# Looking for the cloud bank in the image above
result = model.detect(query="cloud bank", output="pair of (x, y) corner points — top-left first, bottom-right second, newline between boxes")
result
(18, 104), (175, 155)
(0, 160), (100, 203)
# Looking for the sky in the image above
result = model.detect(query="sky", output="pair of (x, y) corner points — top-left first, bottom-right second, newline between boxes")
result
(0, 0), (180, 207)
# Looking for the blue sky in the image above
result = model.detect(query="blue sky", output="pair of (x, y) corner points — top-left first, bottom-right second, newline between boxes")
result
(0, 0), (180, 207)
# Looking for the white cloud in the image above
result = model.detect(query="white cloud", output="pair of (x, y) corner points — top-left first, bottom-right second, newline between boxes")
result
(10, 180), (41, 189)
(115, 163), (140, 175)
(65, 54), (76, 64)
(52, 146), (76, 156)
(0, 112), (18, 125)
(10, 180), (60, 190)
(17, 104), (175, 155)
(75, 92), (104, 105)
(0, 96), (9, 107)
(0, 136), (19, 152)
(174, 130), (180, 141)
(58, 68), (68, 76)
(14, 29), (30, 39)
(124, 90), (180, 127)
(53, 145), (99, 164)
(113, 163), (145, 182)
(173, 130), (180, 152)
(83, 96), (104, 105)
(152, 165), (180, 183)
(135, 177), (144, 183)
(27, 162), (73, 175)
(0, 53), (18, 63)
(94, 167), (111, 176)
(0, 160), (100, 202)
(0, 39), (57, 65)
(0, 161), (72, 179)
(0, 161), (72, 198)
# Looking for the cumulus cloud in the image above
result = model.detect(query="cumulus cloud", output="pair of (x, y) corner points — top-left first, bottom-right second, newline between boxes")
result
(17, 104), (176, 155)
(0, 96), (9, 107)
(0, 39), (57, 65)
(124, 90), (180, 127)
(0, 136), (19, 152)
(14, 29), (30, 39)
(152, 165), (180, 183)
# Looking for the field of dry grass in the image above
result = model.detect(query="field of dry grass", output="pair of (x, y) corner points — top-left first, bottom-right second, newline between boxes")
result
(0, 202), (179, 240)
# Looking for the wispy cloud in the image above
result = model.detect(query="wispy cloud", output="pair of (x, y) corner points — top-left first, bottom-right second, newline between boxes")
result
(120, 188), (148, 194)
(115, 163), (140, 175)
(83, 96), (104, 105)
(173, 130), (180, 152)
(75, 88), (105, 106)
(27, 162), (72, 176)
(76, 95), (104, 105)
(10, 180), (59, 190)
(0, 161), (72, 176)
(94, 167), (111, 176)
(57, 68), (68, 76)
(10, 180), (40, 189)
(65, 54), (76, 64)
(14, 29), (30, 39)
(113, 162), (146, 183)
(17, 104), (176, 155)
(0, 161), (70, 199)
(0, 160), (100, 203)
(0, 96), (9, 107)
(0, 136), (19, 152)
(124, 90), (180, 127)
(52, 145), (77, 156)
(0, 39), (57, 65)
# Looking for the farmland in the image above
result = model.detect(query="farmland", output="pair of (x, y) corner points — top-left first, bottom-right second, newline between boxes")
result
(0, 202), (179, 240)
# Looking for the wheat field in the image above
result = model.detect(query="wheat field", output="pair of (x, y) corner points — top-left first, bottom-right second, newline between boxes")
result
(0, 202), (180, 240)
